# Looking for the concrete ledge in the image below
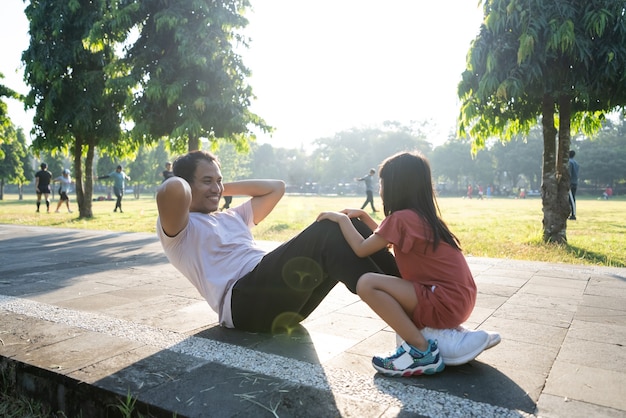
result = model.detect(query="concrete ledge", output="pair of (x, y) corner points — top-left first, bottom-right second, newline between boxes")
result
(1, 356), (173, 418)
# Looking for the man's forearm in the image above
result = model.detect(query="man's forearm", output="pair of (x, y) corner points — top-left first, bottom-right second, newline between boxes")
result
(223, 180), (285, 197)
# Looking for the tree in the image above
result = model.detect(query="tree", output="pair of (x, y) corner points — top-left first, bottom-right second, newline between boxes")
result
(458, 0), (626, 243)
(0, 126), (28, 200)
(104, 0), (270, 152)
(23, 0), (127, 218)
(0, 74), (21, 159)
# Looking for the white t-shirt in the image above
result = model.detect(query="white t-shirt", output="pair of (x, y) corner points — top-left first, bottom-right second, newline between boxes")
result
(156, 200), (266, 327)
(55, 176), (72, 193)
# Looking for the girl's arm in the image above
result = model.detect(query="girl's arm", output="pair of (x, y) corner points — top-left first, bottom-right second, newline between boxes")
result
(316, 211), (389, 258)
(339, 208), (378, 231)
(223, 180), (285, 225)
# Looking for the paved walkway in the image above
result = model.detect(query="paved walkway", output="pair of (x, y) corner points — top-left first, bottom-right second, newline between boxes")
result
(0, 225), (625, 417)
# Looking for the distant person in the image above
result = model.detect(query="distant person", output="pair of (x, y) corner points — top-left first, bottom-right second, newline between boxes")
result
(568, 150), (579, 220)
(53, 169), (73, 213)
(318, 151), (499, 377)
(603, 185), (613, 200)
(34, 162), (52, 213)
(356, 169), (378, 212)
(477, 185), (484, 200)
(466, 184), (473, 199)
(221, 195), (233, 210)
(162, 162), (174, 182)
(98, 165), (131, 213)
(486, 185), (492, 199)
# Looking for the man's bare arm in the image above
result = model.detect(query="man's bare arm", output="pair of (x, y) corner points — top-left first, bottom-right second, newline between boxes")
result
(156, 177), (191, 237)
(223, 180), (285, 225)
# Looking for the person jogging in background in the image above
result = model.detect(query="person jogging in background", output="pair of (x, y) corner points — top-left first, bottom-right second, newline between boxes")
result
(98, 165), (131, 213)
(35, 162), (52, 213)
(356, 169), (379, 212)
(53, 169), (73, 213)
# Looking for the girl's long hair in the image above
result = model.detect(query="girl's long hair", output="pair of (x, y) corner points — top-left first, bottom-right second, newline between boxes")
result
(379, 151), (461, 251)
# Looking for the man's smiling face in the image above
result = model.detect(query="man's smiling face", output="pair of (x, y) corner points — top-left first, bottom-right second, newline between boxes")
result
(189, 159), (224, 213)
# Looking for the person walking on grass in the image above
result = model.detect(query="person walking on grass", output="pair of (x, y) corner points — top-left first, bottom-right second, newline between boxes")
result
(53, 169), (73, 213)
(98, 165), (131, 213)
(35, 162), (52, 213)
(318, 151), (499, 377)
(356, 169), (379, 212)
(156, 150), (494, 375)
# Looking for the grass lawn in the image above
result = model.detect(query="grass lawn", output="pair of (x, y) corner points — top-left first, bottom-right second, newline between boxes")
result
(1, 192), (624, 267)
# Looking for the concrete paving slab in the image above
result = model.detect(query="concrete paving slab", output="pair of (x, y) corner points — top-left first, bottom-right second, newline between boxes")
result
(580, 294), (626, 311)
(506, 291), (580, 312)
(565, 320), (626, 346)
(537, 393), (626, 418)
(0, 313), (86, 358)
(575, 305), (626, 326)
(69, 345), (211, 394)
(543, 360), (626, 411)
(558, 334), (626, 369)
(518, 282), (585, 300)
(480, 316), (568, 349)
(491, 303), (574, 328)
(16, 331), (142, 375)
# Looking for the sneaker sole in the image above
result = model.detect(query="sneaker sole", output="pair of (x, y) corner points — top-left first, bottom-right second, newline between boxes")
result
(373, 358), (445, 377)
(443, 336), (490, 366)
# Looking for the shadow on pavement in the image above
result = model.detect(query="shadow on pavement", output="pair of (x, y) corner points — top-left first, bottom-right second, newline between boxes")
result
(0, 228), (167, 298)
(374, 360), (535, 414)
(87, 325), (344, 417)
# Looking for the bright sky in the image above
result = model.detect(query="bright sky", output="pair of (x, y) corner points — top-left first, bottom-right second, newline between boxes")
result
(0, 0), (484, 149)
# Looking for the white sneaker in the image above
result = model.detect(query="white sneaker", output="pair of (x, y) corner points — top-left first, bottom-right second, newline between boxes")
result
(397, 327), (490, 366)
(456, 325), (501, 350)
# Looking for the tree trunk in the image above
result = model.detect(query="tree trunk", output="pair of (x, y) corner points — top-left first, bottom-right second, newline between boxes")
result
(540, 96), (560, 243)
(18, 184), (23, 200)
(0, 179), (4, 200)
(82, 142), (95, 217)
(540, 95), (571, 244)
(188, 134), (200, 152)
(73, 136), (95, 218)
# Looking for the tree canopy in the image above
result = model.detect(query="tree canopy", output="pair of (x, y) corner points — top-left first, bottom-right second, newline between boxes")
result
(0, 74), (22, 159)
(100, 0), (270, 152)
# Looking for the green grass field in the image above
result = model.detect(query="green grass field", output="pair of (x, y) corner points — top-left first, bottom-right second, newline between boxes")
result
(1, 192), (624, 267)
